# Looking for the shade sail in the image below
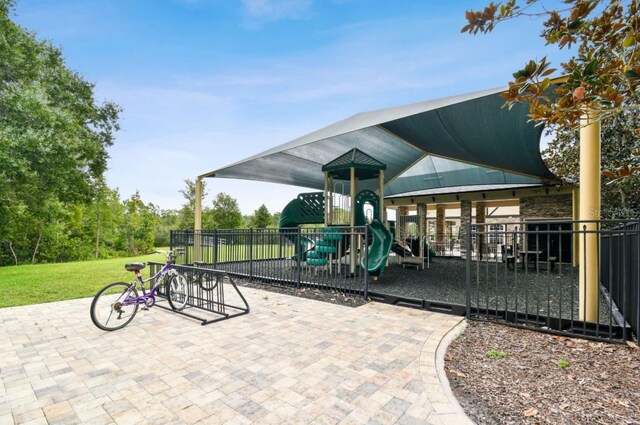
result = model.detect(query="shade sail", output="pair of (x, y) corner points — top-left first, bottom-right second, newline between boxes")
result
(202, 86), (556, 194)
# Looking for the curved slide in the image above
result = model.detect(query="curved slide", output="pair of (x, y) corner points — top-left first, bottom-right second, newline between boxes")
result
(278, 198), (316, 260)
(279, 192), (393, 276)
(361, 218), (393, 276)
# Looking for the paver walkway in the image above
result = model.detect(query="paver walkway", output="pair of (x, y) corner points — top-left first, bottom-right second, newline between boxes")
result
(0, 287), (470, 424)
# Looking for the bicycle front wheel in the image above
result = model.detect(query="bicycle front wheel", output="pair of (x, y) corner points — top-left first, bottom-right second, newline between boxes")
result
(167, 274), (189, 311)
(90, 282), (139, 331)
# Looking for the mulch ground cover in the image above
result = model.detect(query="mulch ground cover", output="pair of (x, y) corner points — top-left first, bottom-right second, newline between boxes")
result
(445, 320), (640, 424)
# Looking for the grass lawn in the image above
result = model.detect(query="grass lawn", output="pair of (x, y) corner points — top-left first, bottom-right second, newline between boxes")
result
(0, 251), (167, 308)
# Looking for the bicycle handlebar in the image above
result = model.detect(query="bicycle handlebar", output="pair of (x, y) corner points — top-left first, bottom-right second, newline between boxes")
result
(152, 248), (185, 261)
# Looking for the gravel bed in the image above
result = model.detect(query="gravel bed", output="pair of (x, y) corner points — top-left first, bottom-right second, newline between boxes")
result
(195, 257), (616, 325)
(446, 320), (640, 424)
(233, 277), (368, 308)
(373, 257), (614, 323)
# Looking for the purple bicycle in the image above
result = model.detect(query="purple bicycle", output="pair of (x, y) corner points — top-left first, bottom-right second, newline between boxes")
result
(90, 249), (188, 331)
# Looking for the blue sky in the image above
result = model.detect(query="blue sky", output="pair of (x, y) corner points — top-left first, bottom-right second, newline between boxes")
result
(13, 0), (571, 214)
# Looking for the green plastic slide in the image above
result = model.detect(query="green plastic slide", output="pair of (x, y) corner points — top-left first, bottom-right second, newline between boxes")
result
(361, 218), (393, 276)
(278, 198), (316, 260)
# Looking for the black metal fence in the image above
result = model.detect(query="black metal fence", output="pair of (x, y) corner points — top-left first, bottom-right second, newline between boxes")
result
(149, 263), (250, 325)
(170, 226), (370, 297)
(466, 220), (640, 345)
(601, 222), (640, 341)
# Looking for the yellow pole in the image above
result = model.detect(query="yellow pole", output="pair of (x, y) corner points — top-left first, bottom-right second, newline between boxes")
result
(579, 109), (601, 322)
(194, 177), (203, 262)
(350, 167), (357, 274)
(378, 170), (385, 222)
(572, 188), (579, 267)
(324, 172), (329, 226)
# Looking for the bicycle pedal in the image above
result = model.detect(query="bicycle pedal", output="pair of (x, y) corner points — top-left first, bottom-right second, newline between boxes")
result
(141, 307), (149, 311)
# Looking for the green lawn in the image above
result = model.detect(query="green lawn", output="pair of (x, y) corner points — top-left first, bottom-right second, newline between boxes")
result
(0, 251), (166, 308)
(188, 244), (295, 262)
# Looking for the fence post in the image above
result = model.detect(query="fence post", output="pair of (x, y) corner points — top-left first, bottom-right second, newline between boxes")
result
(364, 226), (369, 299)
(466, 221), (472, 318)
(214, 229), (218, 268)
(249, 228), (254, 281)
(636, 221), (640, 347)
(296, 227), (302, 289)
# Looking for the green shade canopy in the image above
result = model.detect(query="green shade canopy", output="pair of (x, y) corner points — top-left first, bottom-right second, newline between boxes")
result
(202, 86), (557, 194)
(322, 148), (386, 181)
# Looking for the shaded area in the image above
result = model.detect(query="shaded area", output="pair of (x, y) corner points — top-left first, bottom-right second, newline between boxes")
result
(373, 257), (615, 325)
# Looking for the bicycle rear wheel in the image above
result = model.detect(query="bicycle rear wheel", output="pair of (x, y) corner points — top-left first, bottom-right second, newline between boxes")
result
(167, 274), (189, 311)
(90, 282), (139, 331)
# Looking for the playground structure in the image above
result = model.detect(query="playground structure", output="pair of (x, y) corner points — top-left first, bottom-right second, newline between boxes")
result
(278, 149), (393, 277)
(185, 86), (639, 346)
(391, 213), (436, 269)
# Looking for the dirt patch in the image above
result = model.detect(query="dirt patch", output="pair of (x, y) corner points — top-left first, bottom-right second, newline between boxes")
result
(445, 320), (640, 424)
(234, 279), (368, 308)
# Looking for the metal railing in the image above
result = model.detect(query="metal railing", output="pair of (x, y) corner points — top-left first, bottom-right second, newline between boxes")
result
(466, 220), (640, 345)
(149, 263), (250, 325)
(601, 221), (640, 342)
(170, 226), (370, 297)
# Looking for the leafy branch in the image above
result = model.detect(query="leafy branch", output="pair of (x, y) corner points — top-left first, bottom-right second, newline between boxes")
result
(462, 0), (640, 131)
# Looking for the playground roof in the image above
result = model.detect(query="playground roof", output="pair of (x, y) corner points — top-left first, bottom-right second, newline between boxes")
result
(201, 86), (558, 195)
(322, 148), (386, 181)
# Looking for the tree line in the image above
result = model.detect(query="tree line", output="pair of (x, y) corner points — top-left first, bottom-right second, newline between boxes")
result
(0, 177), (280, 266)
(0, 1), (278, 265)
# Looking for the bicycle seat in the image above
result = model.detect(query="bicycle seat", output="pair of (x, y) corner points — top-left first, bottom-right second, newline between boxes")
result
(125, 262), (146, 272)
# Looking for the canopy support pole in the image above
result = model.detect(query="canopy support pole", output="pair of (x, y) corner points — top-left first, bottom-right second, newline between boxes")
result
(324, 172), (329, 226)
(194, 177), (203, 262)
(579, 109), (601, 322)
(350, 167), (357, 274)
(378, 170), (385, 223)
(572, 188), (579, 267)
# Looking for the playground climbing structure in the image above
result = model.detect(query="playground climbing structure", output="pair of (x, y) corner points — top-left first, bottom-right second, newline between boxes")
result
(278, 149), (393, 277)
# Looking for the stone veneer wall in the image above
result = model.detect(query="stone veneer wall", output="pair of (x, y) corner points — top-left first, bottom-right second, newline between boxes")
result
(519, 194), (573, 220)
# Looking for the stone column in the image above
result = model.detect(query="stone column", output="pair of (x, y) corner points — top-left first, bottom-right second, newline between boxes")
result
(417, 203), (427, 258)
(476, 202), (486, 259)
(460, 200), (471, 258)
(397, 206), (409, 240)
(436, 204), (446, 253)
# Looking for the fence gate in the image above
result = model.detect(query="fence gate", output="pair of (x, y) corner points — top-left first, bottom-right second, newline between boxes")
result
(149, 263), (250, 325)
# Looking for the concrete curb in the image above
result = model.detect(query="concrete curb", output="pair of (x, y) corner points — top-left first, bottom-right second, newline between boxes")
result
(434, 319), (475, 425)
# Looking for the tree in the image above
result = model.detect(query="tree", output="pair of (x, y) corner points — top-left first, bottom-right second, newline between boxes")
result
(271, 211), (282, 227)
(462, 0), (639, 130)
(252, 204), (272, 228)
(0, 0), (121, 264)
(176, 179), (207, 229)
(211, 193), (243, 229)
(119, 192), (157, 255)
(543, 106), (640, 216)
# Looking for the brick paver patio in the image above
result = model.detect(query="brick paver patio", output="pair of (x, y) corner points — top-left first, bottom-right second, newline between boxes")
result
(0, 287), (470, 424)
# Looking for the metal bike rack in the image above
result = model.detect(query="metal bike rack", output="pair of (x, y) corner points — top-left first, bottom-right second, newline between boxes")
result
(148, 262), (250, 325)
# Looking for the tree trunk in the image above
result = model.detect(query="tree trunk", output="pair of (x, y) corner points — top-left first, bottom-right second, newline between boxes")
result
(32, 230), (42, 263)
(95, 226), (100, 258)
(95, 193), (101, 258)
(619, 187), (628, 209)
(8, 241), (18, 265)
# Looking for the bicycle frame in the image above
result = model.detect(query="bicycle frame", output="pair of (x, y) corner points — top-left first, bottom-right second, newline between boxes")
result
(122, 260), (178, 307)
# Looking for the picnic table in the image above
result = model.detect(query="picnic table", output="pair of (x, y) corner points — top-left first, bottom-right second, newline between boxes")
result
(505, 250), (557, 270)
